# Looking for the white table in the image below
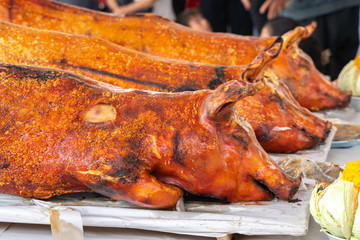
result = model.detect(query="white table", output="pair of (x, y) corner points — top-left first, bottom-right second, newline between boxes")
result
(1, 115), (359, 240)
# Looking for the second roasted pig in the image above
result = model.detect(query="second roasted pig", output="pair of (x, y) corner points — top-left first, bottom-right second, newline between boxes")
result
(0, 21), (332, 153)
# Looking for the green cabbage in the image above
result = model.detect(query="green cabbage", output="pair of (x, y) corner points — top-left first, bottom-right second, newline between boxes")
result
(310, 176), (359, 239)
(338, 60), (360, 97)
(352, 194), (360, 239)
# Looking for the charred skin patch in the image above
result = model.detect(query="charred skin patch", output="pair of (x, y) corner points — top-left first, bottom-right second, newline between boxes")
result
(52, 63), (170, 90)
(122, 153), (143, 166)
(255, 124), (270, 141)
(126, 137), (143, 151)
(208, 66), (226, 89)
(59, 58), (68, 64)
(208, 78), (223, 90)
(5, 65), (62, 83)
(171, 86), (197, 92)
(171, 131), (186, 167)
(107, 153), (143, 184)
(0, 158), (10, 169)
(215, 66), (226, 80)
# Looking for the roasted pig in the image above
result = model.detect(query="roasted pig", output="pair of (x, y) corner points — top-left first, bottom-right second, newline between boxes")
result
(0, 63), (301, 208)
(0, 21), (332, 153)
(0, 0), (351, 111)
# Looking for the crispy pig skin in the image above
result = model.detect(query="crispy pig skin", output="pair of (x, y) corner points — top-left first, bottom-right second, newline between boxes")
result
(0, 21), (331, 153)
(0, 0), (351, 110)
(0, 63), (300, 208)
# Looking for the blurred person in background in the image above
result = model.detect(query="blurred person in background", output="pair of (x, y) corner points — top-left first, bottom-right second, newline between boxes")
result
(177, 8), (212, 32)
(172, 0), (200, 20)
(244, 0), (359, 80)
(198, 0), (253, 35)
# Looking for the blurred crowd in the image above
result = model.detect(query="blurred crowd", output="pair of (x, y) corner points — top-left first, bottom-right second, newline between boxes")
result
(58, 0), (359, 80)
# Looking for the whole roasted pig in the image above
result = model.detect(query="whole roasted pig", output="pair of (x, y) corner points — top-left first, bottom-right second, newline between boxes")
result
(0, 63), (301, 208)
(0, 21), (332, 153)
(0, 0), (351, 111)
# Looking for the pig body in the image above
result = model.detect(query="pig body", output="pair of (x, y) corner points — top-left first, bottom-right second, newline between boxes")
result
(0, 64), (300, 208)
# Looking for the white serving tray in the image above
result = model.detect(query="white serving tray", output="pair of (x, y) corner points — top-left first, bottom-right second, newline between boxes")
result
(0, 182), (314, 239)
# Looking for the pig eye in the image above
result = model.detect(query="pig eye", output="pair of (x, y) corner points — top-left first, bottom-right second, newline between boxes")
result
(85, 104), (116, 123)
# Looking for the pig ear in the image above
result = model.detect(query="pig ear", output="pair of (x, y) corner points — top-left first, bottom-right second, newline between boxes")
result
(242, 36), (283, 82)
(282, 21), (317, 49)
(205, 80), (264, 119)
(85, 103), (116, 122)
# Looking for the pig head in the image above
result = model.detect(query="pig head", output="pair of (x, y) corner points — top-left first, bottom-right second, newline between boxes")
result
(0, 64), (300, 208)
(237, 71), (332, 153)
(266, 22), (351, 111)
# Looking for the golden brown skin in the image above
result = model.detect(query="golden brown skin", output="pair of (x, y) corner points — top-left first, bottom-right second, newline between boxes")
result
(0, 63), (301, 208)
(0, 21), (332, 153)
(0, 0), (351, 110)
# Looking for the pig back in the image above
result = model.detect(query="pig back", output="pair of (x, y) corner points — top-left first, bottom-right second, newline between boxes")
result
(0, 63), (254, 205)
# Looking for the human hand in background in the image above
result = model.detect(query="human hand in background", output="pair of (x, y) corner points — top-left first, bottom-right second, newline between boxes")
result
(112, 6), (128, 16)
(259, 0), (287, 19)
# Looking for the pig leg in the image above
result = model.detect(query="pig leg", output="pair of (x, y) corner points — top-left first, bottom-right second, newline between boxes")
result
(72, 170), (183, 209)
